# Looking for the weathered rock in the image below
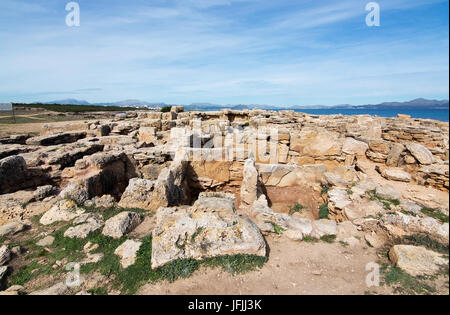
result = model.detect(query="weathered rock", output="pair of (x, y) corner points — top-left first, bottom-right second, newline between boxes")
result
(0, 222), (27, 237)
(251, 195), (314, 237)
(342, 138), (369, 156)
(36, 236), (55, 247)
(84, 195), (116, 209)
(114, 240), (142, 268)
(64, 214), (103, 238)
(240, 158), (259, 207)
(381, 212), (449, 243)
(389, 245), (447, 276)
(34, 185), (57, 201)
(102, 212), (142, 239)
(0, 155), (28, 194)
(118, 178), (156, 210)
(405, 143), (434, 165)
(0, 245), (11, 266)
(59, 183), (89, 204)
(0, 266), (8, 282)
(364, 232), (385, 248)
(386, 143), (405, 166)
(381, 168), (412, 183)
(29, 282), (69, 295)
(40, 200), (85, 225)
(119, 160), (189, 210)
(311, 220), (338, 238)
(26, 131), (86, 146)
(375, 185), (401, 200)
(151, 201), (266, 268)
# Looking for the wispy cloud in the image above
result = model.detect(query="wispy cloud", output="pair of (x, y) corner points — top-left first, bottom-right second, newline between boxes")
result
(0, 0), (448, 105)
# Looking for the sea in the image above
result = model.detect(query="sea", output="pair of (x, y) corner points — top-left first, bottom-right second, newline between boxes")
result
(190, 106), (449, 122)
(290, 107), (449, 122)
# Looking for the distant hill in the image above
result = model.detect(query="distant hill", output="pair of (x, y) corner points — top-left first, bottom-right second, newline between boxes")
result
(34, 98), (449, 110)
(45, 98), (90, 105)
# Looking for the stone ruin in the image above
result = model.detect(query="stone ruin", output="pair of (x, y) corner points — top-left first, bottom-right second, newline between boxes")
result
(0, 106), (449, 291)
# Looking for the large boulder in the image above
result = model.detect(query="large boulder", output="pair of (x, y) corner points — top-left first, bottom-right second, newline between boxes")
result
(290, 129), (342, 157)
(151, 197), (266, 268)
(119, 160), (189, 211)
(63, 213), (103, 238)
(381, 212), (449, 243)
(59, 183), (89, 205)
(240, 159), (259, 207)
(0, 222), (27, 237)
(25, 131), (86, 146)
(342, 138), (369, 156)
(389, 245), (447, 276)
(114, 240), (142, 268)
(40, 200), (85, 225)
(0, 156), (28, 194)
(405, 143), (434, 165)
(102, 212), (142, 239)
(381, 168), (412, 183)
(0, 245), (11, 266)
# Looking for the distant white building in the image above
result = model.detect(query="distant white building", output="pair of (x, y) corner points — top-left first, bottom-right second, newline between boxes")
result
(0, 103), (12, 111)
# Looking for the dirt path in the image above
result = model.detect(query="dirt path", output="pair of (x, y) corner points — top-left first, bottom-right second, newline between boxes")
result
(139, 236), (388, 295)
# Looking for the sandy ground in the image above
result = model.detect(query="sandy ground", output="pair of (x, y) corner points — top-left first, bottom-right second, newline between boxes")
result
(138, 235), (388, 295)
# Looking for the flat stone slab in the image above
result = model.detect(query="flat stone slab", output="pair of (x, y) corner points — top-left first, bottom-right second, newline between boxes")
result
(151, 205), (266, 269)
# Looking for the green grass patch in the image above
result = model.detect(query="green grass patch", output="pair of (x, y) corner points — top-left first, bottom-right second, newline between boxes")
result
(382, 265), (436, 294)
(319, 203), (329, 219)
(303, 236), (319, 243)
(289, 203), (305, 216)
(267, 222), (285, 235)
(203, 255), (267, 275)
(420, 208), (449, 223)
(367, 190), (400, 210)
(88, 287), (108, 295)
(8, 261), (54, 286)
(320, 235), (336, 243)
(399, 234), (449, 255)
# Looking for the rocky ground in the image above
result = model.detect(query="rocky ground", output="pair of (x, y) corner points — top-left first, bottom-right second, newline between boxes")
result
(0, 107), (448, 295)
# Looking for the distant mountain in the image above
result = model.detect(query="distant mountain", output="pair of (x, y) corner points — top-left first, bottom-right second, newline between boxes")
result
(36, 98), (448, 110)
(44, 98), (90, 105)
(94, 99), (168, 107)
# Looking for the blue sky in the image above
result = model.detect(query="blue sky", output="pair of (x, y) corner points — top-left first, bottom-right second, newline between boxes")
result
(0, 0), (448, 106)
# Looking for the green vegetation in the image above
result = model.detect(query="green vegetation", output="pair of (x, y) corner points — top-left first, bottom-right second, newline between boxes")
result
(88, 287), (108, 295)
(420, 208), (449, 223)
(318, 203), (329, 219)
(381, 265), (436, 294)
(339, 241), (349, 247)
(8, 212), (268, 295)
(12, 103), (147, 113)
(367, 190), (400, 210)
(320, 186), (329, 195)
(320, 235), (336, 243)
(8, 261), (54, 286)
(160, 106), (172, 113)
(303, 235), (336, 243)
(289, 203), (305, 215)
(398, 234), (449, 255)
(267, 221), (285, 235)
(191, 227), (204, 242)
(203, 255), (267, 275)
